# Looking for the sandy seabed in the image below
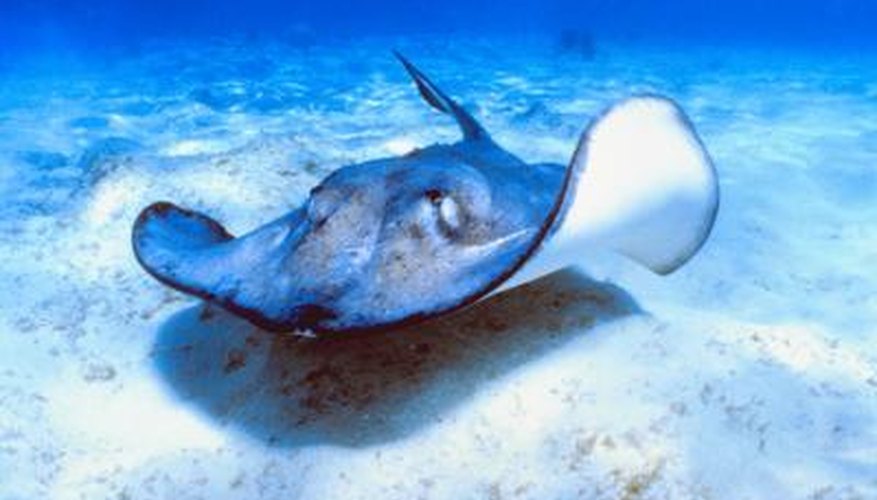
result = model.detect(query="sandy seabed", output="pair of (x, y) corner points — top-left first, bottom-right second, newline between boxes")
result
(0, 36), (875, 499)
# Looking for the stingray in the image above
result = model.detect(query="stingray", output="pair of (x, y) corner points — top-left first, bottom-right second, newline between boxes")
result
(132, 53), (719, 335)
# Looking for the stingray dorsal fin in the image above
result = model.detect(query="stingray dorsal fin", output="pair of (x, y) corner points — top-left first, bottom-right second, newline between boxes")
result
(394, 51), (489, 141)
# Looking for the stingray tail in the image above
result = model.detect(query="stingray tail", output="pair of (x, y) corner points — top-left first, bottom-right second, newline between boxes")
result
(555, 95), (720, 274)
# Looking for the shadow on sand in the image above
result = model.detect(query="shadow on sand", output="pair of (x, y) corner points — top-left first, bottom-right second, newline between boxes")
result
(150, 269), (641, 448)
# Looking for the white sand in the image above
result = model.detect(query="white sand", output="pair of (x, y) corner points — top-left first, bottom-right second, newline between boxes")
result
(0, 37), (875, 499)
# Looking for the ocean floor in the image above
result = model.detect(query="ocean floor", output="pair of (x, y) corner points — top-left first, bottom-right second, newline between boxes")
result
(0, 36), (875, 499)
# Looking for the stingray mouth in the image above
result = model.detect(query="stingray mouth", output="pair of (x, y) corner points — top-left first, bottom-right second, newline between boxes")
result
(245, 303), (339, 333)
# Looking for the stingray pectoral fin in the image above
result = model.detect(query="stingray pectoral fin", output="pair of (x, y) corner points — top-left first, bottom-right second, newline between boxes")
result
(549, 95), (719, 275)
(132, 202), (316, 331)
(132, 202), (237, 297)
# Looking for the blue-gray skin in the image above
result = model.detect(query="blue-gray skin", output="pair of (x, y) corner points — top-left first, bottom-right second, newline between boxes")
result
(133, 54), (571, 334)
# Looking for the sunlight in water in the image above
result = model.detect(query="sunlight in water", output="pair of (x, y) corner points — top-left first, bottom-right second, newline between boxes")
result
(383, 137), (419, 156)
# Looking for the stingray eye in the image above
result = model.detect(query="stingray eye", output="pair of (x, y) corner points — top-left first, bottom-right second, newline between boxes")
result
(423, 189), (461, 236)
(438, 196), (461, 232)
(424, 188), (443, 205)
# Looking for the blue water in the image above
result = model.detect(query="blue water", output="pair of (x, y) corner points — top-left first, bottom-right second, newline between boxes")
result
(1, 1), (876, 499)
(2, 0), (877, 53)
